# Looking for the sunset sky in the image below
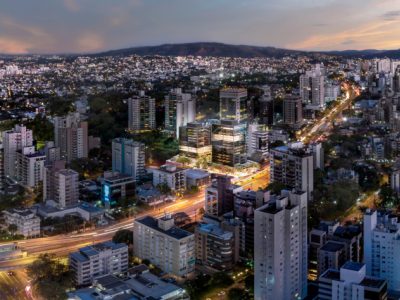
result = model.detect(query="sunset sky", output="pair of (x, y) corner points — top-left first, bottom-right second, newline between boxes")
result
(1, 0), (400, 54)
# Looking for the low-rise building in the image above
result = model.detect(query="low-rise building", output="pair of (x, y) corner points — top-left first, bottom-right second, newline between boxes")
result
(3, 208), (40, 237)
(318, 262), (388, 300)
(68, 264), (189, 300)
(151, 165), (187, 192)
(101, 172), (135, 208)
(69, 241), (129, 286)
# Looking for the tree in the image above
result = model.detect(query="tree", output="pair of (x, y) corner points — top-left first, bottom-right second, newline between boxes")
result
(112, 229), (133, 245)
(27, 253), (73, 300)
(8, 224), (18, 236)
(228, 288), (250, 300)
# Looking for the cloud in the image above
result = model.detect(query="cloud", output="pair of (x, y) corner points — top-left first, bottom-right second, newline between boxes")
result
(0, 37), (32, 54)
(382, 10), (400, 20)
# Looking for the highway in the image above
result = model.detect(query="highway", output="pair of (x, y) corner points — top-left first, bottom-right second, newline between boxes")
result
(0, 85), (354, 271)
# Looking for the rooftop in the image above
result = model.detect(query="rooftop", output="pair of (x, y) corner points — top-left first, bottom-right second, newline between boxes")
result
(136, 216), (193, 240)
(342, 261), (364, 272)
(320, 241), (345, 252)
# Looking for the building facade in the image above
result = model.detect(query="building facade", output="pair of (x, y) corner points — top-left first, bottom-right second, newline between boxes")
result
(112, 138), (145, 181)
(254, 190), (308, 300)
(133, 215), (195, 277)
(128, 93), (156, 132)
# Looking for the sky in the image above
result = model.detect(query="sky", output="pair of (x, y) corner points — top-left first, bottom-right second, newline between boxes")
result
(1, 0), (400, 54)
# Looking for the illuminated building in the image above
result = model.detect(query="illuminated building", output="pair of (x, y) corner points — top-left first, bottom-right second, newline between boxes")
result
(219, 88), (248, 123)
(283, 94), (303, 128)
(300, 64), (325, 108)
(151, 165), (186, 192)
(179, 121), (211, 159)
(101, 172), (135, 208)
(211, 120), (247, 166)
(16, 146), (46, 188)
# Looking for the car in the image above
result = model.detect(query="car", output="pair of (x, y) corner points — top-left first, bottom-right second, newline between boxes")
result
(7, 271), (15, 276)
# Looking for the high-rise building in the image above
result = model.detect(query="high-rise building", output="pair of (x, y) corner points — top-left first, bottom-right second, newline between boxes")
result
(0, 142), (4, 191)
(54, 112), (88, 163)
(283, 95), (303, 128)
(212, 120), (247, 166)
(133, 215), (195, 277)
(220, 88), (248, 123)
(364, 209), (400, 292)
(16, 146), (46, 188)
(270, 144), (314, 198)
(165, 88), (196, 138)
(2, 125), (33, 179)
(205, 175), (242, 217)
(43, 160), (79, 209)
(69, 241), (129, 286)
(128, 92), (156, 132)
(179, 121), (212, 159)
(254, 190), (308, 300)
(112, 138), (145, 181)
(247, 123), (269, 160)
(300, 64), (325, 108)
(318, 262), (388, 300)
(258, 85), (274, 125)
(195, 222), (236, 271)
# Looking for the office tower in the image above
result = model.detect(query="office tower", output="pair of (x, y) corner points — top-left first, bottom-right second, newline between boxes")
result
(133, 215), (195, 277)
(258, 85), (274, 125)
(101, 172), (135, 208)
(43, 141), (61, 165)
(54, 112), (88, 163)
(2, 125), (33, 179)
(152, 165), (186, 192)
(394, 67), (400, 93)
(324, 83), (341, 102)
(179, 122), (212, 159)
(16, 146), (45, 188)
(247, 123), (269, 160)
(0, 143), (4, 191)
(220, 88), (248, 123)
(270, 144), (314, 198)
(205, 175), (242, 217)
(212, 121), (247, 166)
(318, 262), (388, 300)
(69, 241), (129, 286)
(364, 210), (400, 291)
(254, 190), (308, 300)
(3, 208), (40, 238)
(44, 161), (79, 208)
(127, 92), (156, 132)
(283, 95), (303, 128)
(195, 222), (235, 271)
(164, 88), (196, 138)
(111, 138), (145, 181)
(300, 64), (325, 108)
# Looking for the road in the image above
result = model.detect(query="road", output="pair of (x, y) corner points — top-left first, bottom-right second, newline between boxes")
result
(0, 269), (31, 300)
(0, 192), (205, 270)
(299, 84), (358, 144)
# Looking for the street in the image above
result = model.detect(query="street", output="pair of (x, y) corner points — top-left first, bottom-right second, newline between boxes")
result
(0, 269), (31, 300)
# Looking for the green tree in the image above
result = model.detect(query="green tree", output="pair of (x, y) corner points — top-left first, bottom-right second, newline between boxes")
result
(112, 229), (133, 245)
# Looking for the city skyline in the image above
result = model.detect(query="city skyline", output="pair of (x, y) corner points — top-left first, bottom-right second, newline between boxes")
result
(1, 0), (400, 54)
